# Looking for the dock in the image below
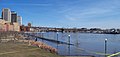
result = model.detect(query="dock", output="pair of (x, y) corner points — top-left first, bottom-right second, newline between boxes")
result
(26, 33), (74, 45)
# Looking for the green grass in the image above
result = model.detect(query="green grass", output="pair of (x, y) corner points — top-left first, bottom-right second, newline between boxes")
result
(0, 41), (64, 57)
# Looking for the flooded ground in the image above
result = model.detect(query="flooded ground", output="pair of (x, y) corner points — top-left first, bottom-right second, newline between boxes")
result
(35, 32), (120, 57)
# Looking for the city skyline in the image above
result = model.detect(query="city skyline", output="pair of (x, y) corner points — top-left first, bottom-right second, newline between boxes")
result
(1, 8), (22, 25)
(0, 0), (120, 28)
(0, 8), (22, 31)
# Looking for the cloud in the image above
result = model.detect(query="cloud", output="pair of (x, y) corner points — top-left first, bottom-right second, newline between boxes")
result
(56, 0), (120, 28)
(60, 0), (120, 22)
(64, 15), (79, 21)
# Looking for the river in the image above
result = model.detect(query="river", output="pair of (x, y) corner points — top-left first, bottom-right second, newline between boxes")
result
(35, 32), (120, 57)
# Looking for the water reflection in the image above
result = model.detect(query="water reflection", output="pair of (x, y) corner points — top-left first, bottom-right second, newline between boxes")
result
(36, 32), (120, 57)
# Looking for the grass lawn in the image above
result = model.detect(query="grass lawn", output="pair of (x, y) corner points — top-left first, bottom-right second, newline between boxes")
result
(0, 41), (64, 57)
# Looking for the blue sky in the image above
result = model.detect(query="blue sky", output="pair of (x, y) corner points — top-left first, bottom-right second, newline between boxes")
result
(0, 0), (120, 28)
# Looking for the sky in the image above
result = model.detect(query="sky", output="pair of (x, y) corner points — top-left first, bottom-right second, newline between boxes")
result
(0, 0), (120, 28)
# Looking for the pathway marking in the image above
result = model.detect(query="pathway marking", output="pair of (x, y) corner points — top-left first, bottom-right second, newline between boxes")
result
(108, 52), (120, 57)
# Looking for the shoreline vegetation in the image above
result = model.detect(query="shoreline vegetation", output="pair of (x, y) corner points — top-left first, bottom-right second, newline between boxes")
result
(0, 31), (63, 57)
(0, 31), (95, 57)
(28, 27), (120, 34)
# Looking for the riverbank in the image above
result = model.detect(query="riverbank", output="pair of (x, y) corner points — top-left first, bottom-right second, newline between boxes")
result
(0, 32), (64, 57)
(0, 40), (64, 57)
(0, 32), (97, 57)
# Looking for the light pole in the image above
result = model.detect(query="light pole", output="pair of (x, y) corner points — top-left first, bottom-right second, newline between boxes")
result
(68, 35), (71, 44)
(41, 32), (44, 38)
(68, 35), (71, 55)
(41, 32), (44, 42)
(105, 39), (107, 57)
(57, 32), (59, 50)
(57, 32), (59, 42)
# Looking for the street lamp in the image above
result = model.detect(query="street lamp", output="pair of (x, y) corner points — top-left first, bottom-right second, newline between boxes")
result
(105, 38), (107, 57)
(41, 32), (44, 37)
(57, 32), (59, 42)
(41, 32), (45, 42)
(68, 35), (71, 44)
(56, 32), (59, 50)
(68, 35), (71, 55)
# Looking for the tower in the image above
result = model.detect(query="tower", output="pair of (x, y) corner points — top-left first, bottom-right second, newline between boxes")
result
(17, 16), (22, 26)
(11, 11), (17, 23)
(2, 8), (11, 22)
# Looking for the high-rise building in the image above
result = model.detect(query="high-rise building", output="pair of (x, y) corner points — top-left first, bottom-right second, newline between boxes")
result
(2, 8), (11, 22)
(11, 11), (17, 23)
(17, 16), (22, 26)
